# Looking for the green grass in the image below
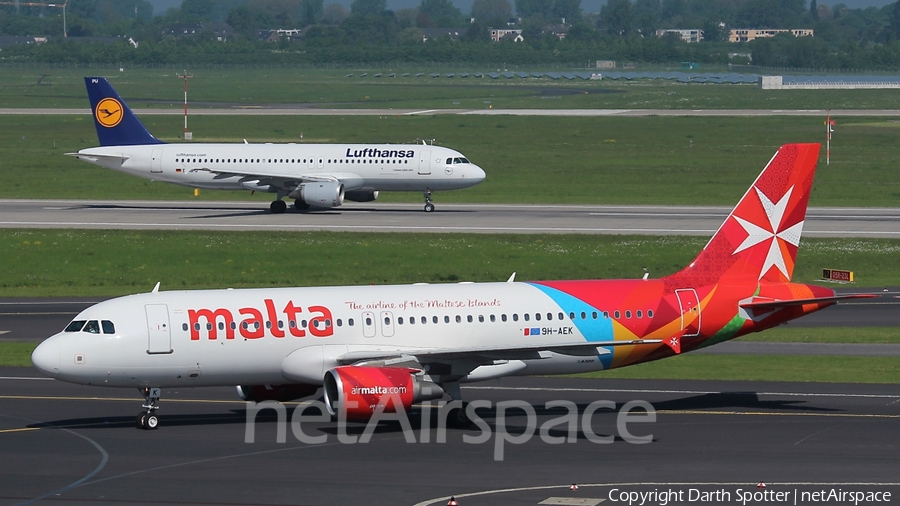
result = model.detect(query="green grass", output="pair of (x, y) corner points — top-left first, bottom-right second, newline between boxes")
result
(740, 327), (900, 343)
(5, 67), (900, 110)
(3, 114), (900, 207)
(579, 355), (900, 383)
(1, 230), (897, 297)
(0, 342), (38, 367)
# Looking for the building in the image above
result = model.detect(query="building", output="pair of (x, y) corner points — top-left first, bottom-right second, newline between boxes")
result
(164, 23), (233, 42)
(420, 28), (467, 42)
(728, 29), (813, 43)
(655, 29), (703, 43)
(596, 60), (615, 69)
(489, 28), (523, 42)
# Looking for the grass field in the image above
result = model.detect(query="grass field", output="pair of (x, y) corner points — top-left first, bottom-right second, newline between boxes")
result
(5, 67), (900, 110)
(1, 230), (897, 297)
(2, 113), (900, 207)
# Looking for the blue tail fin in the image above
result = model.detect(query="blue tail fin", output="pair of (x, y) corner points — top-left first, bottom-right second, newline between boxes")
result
(84, 77), (164, 147)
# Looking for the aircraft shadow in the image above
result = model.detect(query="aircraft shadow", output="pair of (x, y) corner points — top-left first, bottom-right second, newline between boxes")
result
(25, 391), (837, 434)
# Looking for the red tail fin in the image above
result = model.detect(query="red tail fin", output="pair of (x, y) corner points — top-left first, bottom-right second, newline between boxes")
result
(665, 143), (821, 289)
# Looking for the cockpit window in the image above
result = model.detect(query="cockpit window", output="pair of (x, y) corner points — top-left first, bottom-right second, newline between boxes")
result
(101, 320), (115, 334)
(446, 158), (452, 164)
(83, 320), (100, 334)
(453, 157), (469, 164)
(65, 320), (86, 332)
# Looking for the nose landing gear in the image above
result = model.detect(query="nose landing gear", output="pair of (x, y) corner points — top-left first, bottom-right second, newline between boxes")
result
(424, 188), (435, 212)
(137, 387), (161, 430)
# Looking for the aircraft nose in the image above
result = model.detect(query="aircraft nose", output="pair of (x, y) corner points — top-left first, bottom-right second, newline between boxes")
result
(31, 340), (60, 377)
(470, 165), (486, 182)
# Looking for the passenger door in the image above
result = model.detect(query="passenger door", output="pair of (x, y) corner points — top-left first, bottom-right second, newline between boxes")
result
(146, 304), (172, 354)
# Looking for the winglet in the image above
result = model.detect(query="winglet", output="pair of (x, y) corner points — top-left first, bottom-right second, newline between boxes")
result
(663, 335), (682, 354)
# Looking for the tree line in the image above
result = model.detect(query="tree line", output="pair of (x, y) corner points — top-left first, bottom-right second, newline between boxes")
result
(3, 0), (900, 69)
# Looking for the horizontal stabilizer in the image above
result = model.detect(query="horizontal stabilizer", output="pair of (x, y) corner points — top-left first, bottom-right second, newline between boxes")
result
(65, 152), (130, 163)
(739, 293), (876, 310)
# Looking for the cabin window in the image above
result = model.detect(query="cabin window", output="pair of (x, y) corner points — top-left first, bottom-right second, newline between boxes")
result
(421, 316), (427, 324)
(433, 316), (438, 324)
(592, 311), (598, 319)
(603, 311), (609, 319)
(614, 311), (621, 319)
(301, 320), (308, 328)
(365, 317), (372, 326)
(408, 317), (415, 325)
(384, 316), (391, 326)
(547, 313), (553, 321)
(207, 323), (213, 331)
(501, 314), (507, 322)
(444, 316), (450, 323)
(558, 312), (564, 320)
(625, 311), (632, 319)
(637, 310), (643, 319)
(65, 320), (86, 332)
(349, 318), (355, 326)
(647, 310), (654, 318)
(535, 313), (541, 321)
(218, 322), (225, 331)
(580, 311), (586, 320)
(455, 315), (462, 323)
(336, 319), (342, 327)
(512, 314), (518, 322)
(398, 317), (404, 325)
(490, 315), (496, 322)
(182, 323), (188, 331)
(524, 314), (530, 322)
(265, 321), (272, 329)
(231, 322), (237, 330)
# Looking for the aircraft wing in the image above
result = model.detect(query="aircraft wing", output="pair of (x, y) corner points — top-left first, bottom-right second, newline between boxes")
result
(190, 167), (339, 187)
(739, 293), (876, 310)
(338, 338), (663, 365)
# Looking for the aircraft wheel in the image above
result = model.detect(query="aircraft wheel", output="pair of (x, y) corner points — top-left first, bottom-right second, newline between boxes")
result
(424, 203), (435, 213)
(270, 200), (287, 214)
(448, 402), (472, 428)
(294, 199), (310, 211)
(137, 412), (147, 429)
(144, 413), (160, 430)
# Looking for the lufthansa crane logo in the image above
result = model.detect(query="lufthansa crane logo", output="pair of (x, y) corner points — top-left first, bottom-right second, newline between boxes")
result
(95, 98), (123, 128)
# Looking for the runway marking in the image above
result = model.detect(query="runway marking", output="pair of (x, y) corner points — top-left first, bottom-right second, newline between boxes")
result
(0, 427), (41, 433)
(412, 482), (900, 506)
(466, 386), (900, 399)
(0, 414), (109, 506)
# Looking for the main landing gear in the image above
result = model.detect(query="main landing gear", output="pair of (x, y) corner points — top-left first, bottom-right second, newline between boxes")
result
(270, 200), (287, 214)
(424, 189), (435, 213)
(443, 382), (472, 428)
(137, 387), (161, 430)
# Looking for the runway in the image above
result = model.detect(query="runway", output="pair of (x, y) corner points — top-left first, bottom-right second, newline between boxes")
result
(3, 107), (900, 117)
(1, 371), (898, 506)
(1, 200), (898, 237)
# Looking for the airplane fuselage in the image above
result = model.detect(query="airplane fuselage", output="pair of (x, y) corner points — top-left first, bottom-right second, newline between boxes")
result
(75, 143), (484, 193)
(32, 277), (833, 390)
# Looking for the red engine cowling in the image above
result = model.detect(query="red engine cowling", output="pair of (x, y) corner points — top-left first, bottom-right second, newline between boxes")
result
(236, 384), (320, 402)
(323, 366), (444, 418)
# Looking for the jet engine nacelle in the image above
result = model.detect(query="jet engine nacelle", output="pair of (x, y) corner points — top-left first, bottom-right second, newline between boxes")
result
(236, 384), (320, 402)
(344, 190), (379, 203)
(323, 366), (444, 418)
(290, 182), (344, 208)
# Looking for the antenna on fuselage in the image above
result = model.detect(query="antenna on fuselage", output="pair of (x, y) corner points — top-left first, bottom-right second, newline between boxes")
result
(642, 267), (649, 280)
(152, 281), (160, 293)
(507, 272), (516, 283)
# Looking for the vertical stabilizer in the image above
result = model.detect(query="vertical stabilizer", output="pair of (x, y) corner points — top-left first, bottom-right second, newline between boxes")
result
(84, 77), (164, 147)
(664, 143), (821, 288)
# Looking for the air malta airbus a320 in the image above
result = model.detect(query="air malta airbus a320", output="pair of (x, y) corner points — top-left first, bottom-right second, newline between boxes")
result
(33, 143), (871, 429)
(68, 77), (485, 213)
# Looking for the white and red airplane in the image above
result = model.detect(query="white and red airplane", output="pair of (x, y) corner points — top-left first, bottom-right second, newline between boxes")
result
(68, 77), (485, 213)
(32, 143), (871, 429)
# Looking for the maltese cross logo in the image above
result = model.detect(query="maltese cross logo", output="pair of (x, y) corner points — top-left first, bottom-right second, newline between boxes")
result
(733, 186), (804, 280)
